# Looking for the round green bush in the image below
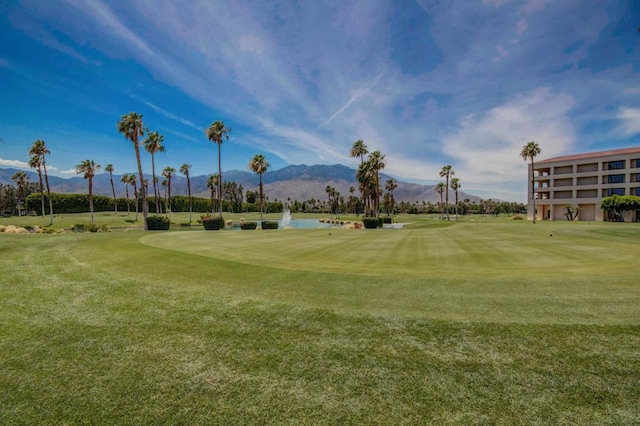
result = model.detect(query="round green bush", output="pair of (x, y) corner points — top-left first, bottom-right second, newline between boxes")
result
(202, 216), (225, 230)
(146, 215), (170, 230)
(261, 221), (278, 230)
(362, 218), (380, 229)
(240, 221), (258, 230)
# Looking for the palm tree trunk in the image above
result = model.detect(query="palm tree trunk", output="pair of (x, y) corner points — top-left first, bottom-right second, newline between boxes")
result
(42, 158), (54, 225)
(110, 174), (117, 213)
(167, 179), (171, 219)
(218, 144), (223, 218)
(89, 178), (94, 224)
(125, 184), (130, 216)
(37, 165), (45, 217)
(531, 158), (536, 224)
(445, 176), (450, 221)
(151, 153), (159, 214)
(259, 174), (264, 225)
(187, 177), (192, 223)
(133, 142), (148, 230)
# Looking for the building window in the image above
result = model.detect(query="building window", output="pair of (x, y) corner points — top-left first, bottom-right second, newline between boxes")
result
(605, 188), (625, 196)
(607, 160), (625, 170)
(635, 187), (640, 196)
(606, 174), (625, 184)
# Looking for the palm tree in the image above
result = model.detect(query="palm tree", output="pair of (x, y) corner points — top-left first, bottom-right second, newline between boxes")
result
(117, 112), (148, 229)
(368, 150), (386, 217)
(205, 120), (231, 218)
(143, 131), (165, 214)
(439, 165), (454, 221)
(28, 139), (53, 225)
(105, 164), (117, 214)
(28, 154), (46, 217)
(356, 161), (373, 217)
(120, 173), (131, 216)
(350, 139), (369, 214)
(207, 174), (219, 214)
(385, 178), (398, 217)
(75, 160), (101, 223)
(179, 163), (193, 223)
(162, 166), (176, 217)
(248, 154), (269, 225)
(435, 182), (445, 219)
(450, 177), (461, 221)
(520, 141), (542, 223)
(11, 171), (28, 217)
(127, 174), (139, 221)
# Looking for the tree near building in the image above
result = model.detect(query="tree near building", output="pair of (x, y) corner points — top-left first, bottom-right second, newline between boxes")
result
(28, 139), (54, 225)
(76, 160), (101, 223)
(117, 112), (148, 229)
(105, 164), (117, 214)
(179, 163), (193, 223)
(600, 195), (640, 222)
(520, 141), (542, 224)
(249, 154), (269, 225)
(564, 205), (581, 221)
(205, 120), (231, 218)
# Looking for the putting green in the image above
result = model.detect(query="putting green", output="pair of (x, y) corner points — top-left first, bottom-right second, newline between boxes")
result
(140, 222), (637, 278)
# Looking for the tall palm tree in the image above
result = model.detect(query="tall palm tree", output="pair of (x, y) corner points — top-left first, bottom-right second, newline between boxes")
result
(368, 150), (386, 217)
(520, 141), (542, 223)
(162, 166), (176, 217)
(28, 154), (46, 217)
(11, 171), (28, 217)
(28, 139), (53, 225)
(117, 112), (148, 229)
(248, 154), (269, 225)
(143, 131), (165, 214)
(120, 173), (131, 216)
(179, 163), (193, 223)
(75, 159), (101, 223)
(439, 165), (454, 221)
(350, 139), (369, 214)
(450, 177), (461, 221)
(105, 163), (117, 214)
(207, 174), (219, 214)
(356, 161), (373, 217)
(205, 120), (231, 218)
(385, 178), (398, 217)
(435, 182), (446, 219)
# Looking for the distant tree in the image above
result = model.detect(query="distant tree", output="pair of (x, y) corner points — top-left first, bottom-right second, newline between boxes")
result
(105, 163), (117, 214)
(385, 178), (398, 217)
(28, 154), (46, 217)
(76, 159), (101, 223)
(439, 165), (454, 221)
(11, 171), (29, 217)
(120, 173), (131, 216)
(435, 182), (445, 219)
(368, 150), (386, 217)
(28, 139), (54, 225)
(143, 131), (165, 214)
(205, 120), (231, 218)
(450, 177), (460, 221)
(350, 139), (368, 214)
(126, 173), (139, 221)
(249, 154), (269, 225)
(520, 141), (542, 224)
(117, 112), (148, 229)
(179, 163), (193, 223)
(564, 204), (581, 221)
(162, 166), (176, 217)
(207, 174), (219, 214)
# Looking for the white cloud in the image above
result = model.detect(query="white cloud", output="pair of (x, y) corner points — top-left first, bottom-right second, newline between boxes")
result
(623, 88), (640, 95)
(516, 18), (528, 36)
(60, 168), (77, 174)
(0, 158), (29, 169)
(616, 107), (640, 136)
(143, 101), (201, 131)
(443, 87), (576, 190)
(494, 45), (508, 61)
(237, 33), (265, 54)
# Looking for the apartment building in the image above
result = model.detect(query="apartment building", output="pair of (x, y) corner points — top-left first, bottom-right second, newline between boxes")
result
(527, 146), (640, 221)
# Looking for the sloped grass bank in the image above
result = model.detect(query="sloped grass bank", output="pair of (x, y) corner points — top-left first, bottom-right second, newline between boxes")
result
(0, 224), (639, 424)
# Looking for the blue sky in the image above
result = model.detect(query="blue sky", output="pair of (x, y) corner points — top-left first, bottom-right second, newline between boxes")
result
(0, 0), (638, 201)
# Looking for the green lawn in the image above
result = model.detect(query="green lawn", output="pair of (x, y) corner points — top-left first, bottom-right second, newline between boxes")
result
(0, 214), (638, 424)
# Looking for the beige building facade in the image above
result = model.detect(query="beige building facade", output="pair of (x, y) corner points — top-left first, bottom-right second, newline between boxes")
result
(527, 147), (640, 222)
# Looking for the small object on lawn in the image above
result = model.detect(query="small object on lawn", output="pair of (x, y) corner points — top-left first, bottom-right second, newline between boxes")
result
(550, 234), (553, 237)
(328, 232), (332, 236)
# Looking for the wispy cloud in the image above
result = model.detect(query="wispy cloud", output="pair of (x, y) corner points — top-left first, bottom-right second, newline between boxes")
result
(0, 158), (30, 169)
(60, 168), (77, 174)
(616, 107), (640, 137)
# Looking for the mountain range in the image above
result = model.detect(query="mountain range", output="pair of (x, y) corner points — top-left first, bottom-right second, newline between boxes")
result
(0, 164), (482, 204)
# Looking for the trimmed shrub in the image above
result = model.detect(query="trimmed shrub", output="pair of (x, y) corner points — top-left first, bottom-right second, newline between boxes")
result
(203, 216), (225, 230)
(240, 221), (258, 230)
(382, 217), (393, 224)
(363, 218), (380, 229)
(261, 221), (278, 230)
(512, 214), (524, 220)
(146, 215), (170, 230)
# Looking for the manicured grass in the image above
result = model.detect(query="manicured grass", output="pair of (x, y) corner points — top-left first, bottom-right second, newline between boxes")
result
(0, 216), (638, 423)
